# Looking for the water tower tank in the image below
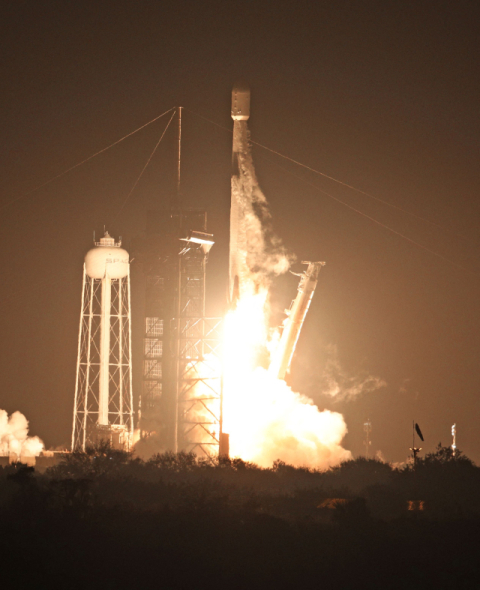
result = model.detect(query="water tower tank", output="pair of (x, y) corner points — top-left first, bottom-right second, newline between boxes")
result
(84, 232), (129, 279)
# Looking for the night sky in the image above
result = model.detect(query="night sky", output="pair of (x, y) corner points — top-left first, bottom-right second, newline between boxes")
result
(1, 1), (479, 463)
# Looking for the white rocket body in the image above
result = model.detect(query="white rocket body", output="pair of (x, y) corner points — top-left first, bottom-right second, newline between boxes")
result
(231, 86), (250, 121)
(229, 85), (251, 306)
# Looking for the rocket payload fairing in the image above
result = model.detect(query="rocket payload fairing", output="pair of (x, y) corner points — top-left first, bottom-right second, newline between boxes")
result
(229, 84), (251, 306)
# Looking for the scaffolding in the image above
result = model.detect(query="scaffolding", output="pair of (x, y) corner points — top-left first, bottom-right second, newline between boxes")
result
(177, 317), (222, 459)
(139, 210), (222, 457)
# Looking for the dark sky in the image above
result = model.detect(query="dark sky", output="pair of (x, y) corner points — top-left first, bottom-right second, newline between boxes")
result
(1, 1), (479, 462)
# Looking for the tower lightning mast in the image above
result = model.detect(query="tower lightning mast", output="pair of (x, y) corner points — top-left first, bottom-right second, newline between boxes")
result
(176, 106), (182, 200)
(139, 106), (221, 459)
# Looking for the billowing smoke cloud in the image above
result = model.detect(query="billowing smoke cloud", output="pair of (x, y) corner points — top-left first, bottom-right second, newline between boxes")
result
(225, 368), (351, 468)
(320, 344), (387, 401)
(0, 409), (44, 458)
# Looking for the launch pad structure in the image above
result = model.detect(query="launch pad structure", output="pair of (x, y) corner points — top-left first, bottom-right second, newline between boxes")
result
(72, 89), (324, 460)
(138, 206), (223, 458)
(138, 108), (223, 459)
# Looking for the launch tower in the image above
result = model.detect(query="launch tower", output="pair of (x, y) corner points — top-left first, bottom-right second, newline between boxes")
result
(138, 108), (222, 458)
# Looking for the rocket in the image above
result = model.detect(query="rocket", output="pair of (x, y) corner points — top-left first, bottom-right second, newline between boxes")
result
(229, 84), (251, 307)
(231, 84), (250, 122)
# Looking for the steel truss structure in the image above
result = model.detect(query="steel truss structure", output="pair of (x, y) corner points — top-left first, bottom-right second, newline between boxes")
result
(174, 236), (222, 458)
(140, 208), (223, 458)
(72, 267), (134, 450)
(177, 316), (223, 459)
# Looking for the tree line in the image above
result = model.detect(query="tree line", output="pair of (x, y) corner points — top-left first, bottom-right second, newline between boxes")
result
(1, 444), (478, 589)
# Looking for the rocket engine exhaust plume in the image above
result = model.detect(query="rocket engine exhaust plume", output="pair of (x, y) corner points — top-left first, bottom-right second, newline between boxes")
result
(0, 409), (44, 459)
(223, 86), (351, 469)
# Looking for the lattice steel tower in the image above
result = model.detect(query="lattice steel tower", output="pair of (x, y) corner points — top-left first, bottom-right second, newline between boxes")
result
(139, 210), (221, 458)
(72, 232), (134, 450)
(137, 108), (222, 459)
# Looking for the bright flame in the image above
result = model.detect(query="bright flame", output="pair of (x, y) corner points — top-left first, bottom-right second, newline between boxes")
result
(222, 288), (351, 469)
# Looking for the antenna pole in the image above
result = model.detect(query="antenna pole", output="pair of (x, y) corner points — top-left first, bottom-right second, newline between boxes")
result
(363, 419), (372, 459)
(451, 423), (457, 456)
(410, 420), (422, 468)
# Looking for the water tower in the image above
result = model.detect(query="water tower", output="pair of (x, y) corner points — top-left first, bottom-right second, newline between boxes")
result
(72, 232), (134, 450)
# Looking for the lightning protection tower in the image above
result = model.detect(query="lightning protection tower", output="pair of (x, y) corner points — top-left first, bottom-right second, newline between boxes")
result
(72, 232), (134, 450)
(137, 107), (222, 460)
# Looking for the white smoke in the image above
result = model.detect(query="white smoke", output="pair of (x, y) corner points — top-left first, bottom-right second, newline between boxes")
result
(231, 122), (293, 295)
(320, 344), (386, 401)
(225, 368), (351, 469)
(0, 409), (44, 458)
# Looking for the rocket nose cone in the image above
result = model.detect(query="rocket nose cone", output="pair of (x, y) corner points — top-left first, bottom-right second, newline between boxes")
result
(231, 83), (250, 121)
